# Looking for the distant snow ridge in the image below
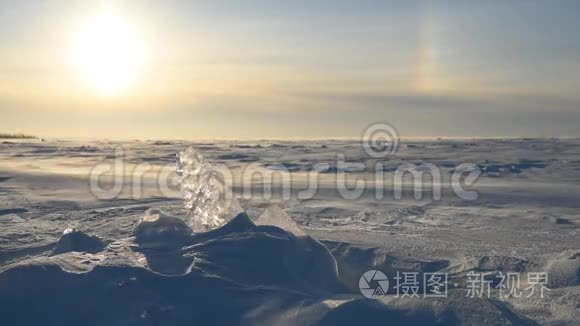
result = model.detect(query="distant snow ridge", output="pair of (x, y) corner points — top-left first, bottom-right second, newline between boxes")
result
(177, 147), (242, 232)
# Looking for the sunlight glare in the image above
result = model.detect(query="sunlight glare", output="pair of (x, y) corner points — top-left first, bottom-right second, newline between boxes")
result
(72, 12), (147, 96)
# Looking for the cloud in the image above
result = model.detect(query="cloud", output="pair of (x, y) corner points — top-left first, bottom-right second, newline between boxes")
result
(289, 91), (580, 112)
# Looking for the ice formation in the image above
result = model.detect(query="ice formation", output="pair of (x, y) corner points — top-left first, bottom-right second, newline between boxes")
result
(133, 208), (193, 247)
(253, 205), (306, 236)
(177, 147), (243, 231)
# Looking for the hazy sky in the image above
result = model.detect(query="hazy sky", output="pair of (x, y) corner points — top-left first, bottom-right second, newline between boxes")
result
(1, 0), (579, 139)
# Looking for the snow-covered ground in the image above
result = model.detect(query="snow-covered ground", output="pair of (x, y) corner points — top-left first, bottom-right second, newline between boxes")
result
(0, 138), (578, 325)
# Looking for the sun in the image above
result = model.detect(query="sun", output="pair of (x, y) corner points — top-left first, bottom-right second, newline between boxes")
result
(72, 12), (147, 96)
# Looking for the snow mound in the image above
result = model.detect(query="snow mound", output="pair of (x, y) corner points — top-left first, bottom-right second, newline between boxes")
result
(324, 241), (449, 293)
(51, 227), (106, 256)
(315, 299), (448, 326)
(189, 225), (343, 295)
(545, 250), (580, 288)
(0, 212), (345, 325)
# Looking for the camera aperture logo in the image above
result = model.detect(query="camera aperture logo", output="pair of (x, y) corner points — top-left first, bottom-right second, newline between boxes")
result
(359, 269), (389, 299)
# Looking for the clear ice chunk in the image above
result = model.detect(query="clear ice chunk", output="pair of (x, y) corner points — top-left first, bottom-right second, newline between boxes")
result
(176, 147), (243, 232)
(253, 205), (306, 236)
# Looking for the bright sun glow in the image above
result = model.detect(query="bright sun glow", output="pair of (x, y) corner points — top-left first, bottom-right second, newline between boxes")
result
(72, 12), (147, 96)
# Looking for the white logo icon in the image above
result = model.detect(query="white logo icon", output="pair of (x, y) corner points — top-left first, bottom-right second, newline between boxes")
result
(362, 122), (399, 158)
(359, 270), (389, 299)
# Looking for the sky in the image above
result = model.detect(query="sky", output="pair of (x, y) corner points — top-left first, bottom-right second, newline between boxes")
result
(0, 0), (579, 139)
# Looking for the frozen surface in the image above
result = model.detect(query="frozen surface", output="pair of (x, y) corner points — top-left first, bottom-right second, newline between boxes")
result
(0, 138), (578, 324)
